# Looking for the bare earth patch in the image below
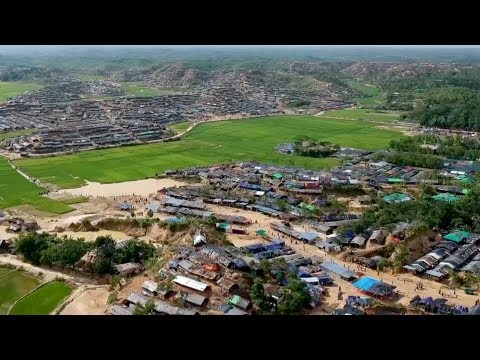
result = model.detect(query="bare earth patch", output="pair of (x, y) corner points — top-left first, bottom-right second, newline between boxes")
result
(61, 287), (110, 315)
(56, 178), (189, 198)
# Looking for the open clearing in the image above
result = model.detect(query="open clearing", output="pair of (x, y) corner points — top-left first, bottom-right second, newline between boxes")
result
(0, 268), (41, 314)
(14, 116), (403, 189)
(61, 287), (110, 315)
(0, 157), (72, 213)
(0, 81), (43, 101)
(169, 121), (192, 134)
(322, 108), (400, 122)
(120, 82), (161, 97)
(57, 178), (188, 197)
(9, 280), (74, 315)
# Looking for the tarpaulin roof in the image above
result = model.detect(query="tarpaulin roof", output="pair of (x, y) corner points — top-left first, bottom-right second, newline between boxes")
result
(383, 193), (411, 204)
(256, 229), (267, 237)
(432, 193), (460, 202)
(444, 230), (470, 243)
(353, 276), (380, 291)
(320, 261), (355, 280)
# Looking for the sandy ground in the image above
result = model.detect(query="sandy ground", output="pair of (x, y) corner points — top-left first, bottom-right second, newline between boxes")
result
(61, 287), (110, 315)
(0, 226), (18, 240)
(264, 231), (480, 310)
(56, 178), (188, 197)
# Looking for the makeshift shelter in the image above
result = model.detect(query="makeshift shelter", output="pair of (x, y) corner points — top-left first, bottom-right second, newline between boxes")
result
(432, 193), (460, 203)
(256, 229), (267, 237)
(193, 232), (207, 247)
(383, 193), (411, 204)
(444, 230), (470, 244)
(353, 276), (396, 299)
(320, 261), (355, 281)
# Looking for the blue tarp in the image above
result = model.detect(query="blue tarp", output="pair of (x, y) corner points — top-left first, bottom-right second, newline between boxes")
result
(353, 276), (381, 291)
(320, 261), (356, 280)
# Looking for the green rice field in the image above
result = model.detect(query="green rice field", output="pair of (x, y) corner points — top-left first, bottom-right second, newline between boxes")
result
(0, 157), (73, 213)
(9, 281), (74, 315)
(0, 268), (41, 315)
(14, 115), (403, 189)
(322, 108), (400, 122)
(120, 82), (161, 97)
(0, 81), (43, 101)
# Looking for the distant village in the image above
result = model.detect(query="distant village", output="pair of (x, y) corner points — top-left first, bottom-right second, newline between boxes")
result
(0, 78), (352, 155)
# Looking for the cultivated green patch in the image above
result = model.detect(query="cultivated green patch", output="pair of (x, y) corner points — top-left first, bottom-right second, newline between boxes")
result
(60, 196), (89, 205)
(169, 121), (192, 134)
(0, 158), (73, 213)
(9, 281), (74, 315)
(0, 129), (35, 142)
(322, 108), (400, 123)
(120, 82), (161, 97)
(0, 81), (43, 101)
(14, 116), (403, 189)
(0, 269), (41, 315)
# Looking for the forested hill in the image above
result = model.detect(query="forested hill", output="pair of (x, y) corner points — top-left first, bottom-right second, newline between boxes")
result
(406, 87), (480, 130)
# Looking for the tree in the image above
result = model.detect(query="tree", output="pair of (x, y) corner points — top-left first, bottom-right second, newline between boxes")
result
(250, 279), (273, 313)
(146, 210), (154, 218)
(40, 238), (91, 268)
(133, 300), (156, 315)
(15, 232), (60, 265)
(449, 270), (464, 289)
(392, 244), (411, 270)
(277, 273), (311, 315)
(107, 292), (118, 304)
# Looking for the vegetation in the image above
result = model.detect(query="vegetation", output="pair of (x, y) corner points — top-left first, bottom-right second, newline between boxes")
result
(14, 232), (156, 275)
(322, 108), (399, 123)
(277, 273), (312, 315)
(293, 135), (340, 158)
(0, 158), (73, 213)
(120, 82), (161, 97)
(374, 151), (444, 169)
(250, 279), (274, 313)
(0, 269), (40, 314)
(0, 81), (43, 101)
(9, 281), (74, 315)
(0, 128), (35, 142)
(133, 300), (156, 315)
(288, 99), (310, 107)
(390, 135), (480, 161)
(169, 121), (192, 134)
(348, 186), (480, 234)
(407, 87), (480, 130)
(60, 196), (89, 205)
(14, 116), (402, 189)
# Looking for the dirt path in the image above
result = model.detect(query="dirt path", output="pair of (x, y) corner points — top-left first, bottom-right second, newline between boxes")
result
(0, 254), (97, 285)
(277, 235), (479, 309)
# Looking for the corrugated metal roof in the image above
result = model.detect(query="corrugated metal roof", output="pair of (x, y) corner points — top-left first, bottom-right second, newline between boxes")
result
(173, 275), (210, 292)
(320, 261), (355, 279)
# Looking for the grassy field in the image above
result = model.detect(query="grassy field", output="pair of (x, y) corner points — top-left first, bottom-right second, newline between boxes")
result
(0, 81), (43, 101)
(60, 196), (89, 204)
(169, 121), (192, 134)
(0, 129), (35, 142)
(120, 82), (161, 97)
(0, 157), (73, 213)
(322, 108), (400, 123)
(14, 116), (403, 189)
(0, 269), (41, 315)
(9, 281), (74, 315)
(346, 80), (383, 107)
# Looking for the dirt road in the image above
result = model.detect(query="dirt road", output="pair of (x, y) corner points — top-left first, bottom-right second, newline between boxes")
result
(0, 254), (97, 285)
